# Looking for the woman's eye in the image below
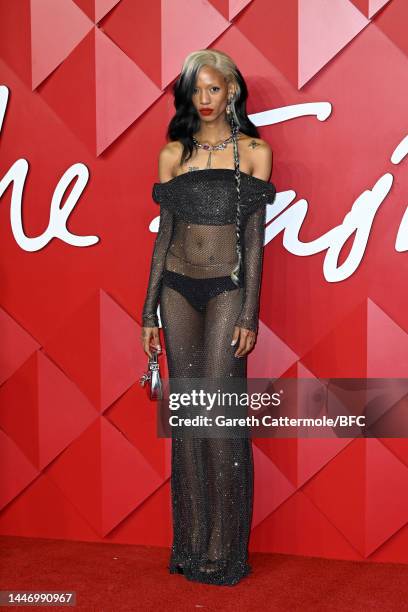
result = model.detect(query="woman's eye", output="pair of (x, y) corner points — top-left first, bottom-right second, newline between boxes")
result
(193, 87), (220, 93)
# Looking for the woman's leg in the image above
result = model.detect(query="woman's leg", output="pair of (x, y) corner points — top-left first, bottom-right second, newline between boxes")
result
(186, 286), (253, 584)
(159, 283), (207, 572)
(160, 282), (254, 585)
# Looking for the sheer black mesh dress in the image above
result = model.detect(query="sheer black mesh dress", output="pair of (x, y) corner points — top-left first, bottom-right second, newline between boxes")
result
(142, 168), (277, 586)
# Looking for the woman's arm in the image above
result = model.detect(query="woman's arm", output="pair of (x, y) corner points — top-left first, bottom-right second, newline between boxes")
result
(234, 204), (267, 334)
(232, 140), (273, 355)
(141, 145), (180, 356)
(141, 205), (174, 327)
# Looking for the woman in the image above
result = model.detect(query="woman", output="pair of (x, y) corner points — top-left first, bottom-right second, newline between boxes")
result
(141, 49), (276, 586)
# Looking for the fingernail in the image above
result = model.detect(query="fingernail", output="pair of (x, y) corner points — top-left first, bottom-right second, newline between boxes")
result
(231, 339), (237, 345)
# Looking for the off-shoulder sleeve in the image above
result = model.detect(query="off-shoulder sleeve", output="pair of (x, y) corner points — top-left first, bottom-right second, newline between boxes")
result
(142, 203), (174, 327)
(239, 174), (277, 215)
(152, 183), (163, 204)
(234, 177), (276, 332)
(234, 204), (267, 333)
(151, 182), (173, 207)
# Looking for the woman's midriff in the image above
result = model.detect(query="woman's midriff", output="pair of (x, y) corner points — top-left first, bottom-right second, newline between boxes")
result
(165, 221), (238, 279)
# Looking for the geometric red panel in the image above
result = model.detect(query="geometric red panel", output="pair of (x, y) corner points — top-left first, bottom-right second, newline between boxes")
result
(38, 29), (162, 155)
(381, 439), (408, 470)
(0, 306), (40, 386)
(254, 436), (352, 490)
(0, 0), (32, 86)
(0, 351), (96, 470)
(248, 319), (299, 379)
(298, 0), (369, 87)
(94, 27), (162, 154)
(303, 440), (368, 556)
(365, 439), (408, 555)
(370, 522), (408, 564)
(302, 301), (367, 378)
(73, 0), (121, 22)
(374, 0), (408, 57)
(367, 298), (408, 377)
(46, 417), (163, 536)
(303, 439), (408, 557)
(252, 444), (296, 529)
(235, 0), (369, 89)
(0, 474), (98, 540)
(43, 290), (144, 413)
(208, 0), (252, 20)
(96, 0), (121, 22)
(349, 0), (391, 19)
(297, 438), (354, 488)
(101, 0), (162, 87)
(38, 30), (97, 154)
(0, 428), (38, 511)
(250, 489), (362, 559)
(105, 480), (172, 547)
(235, 0), (299, 88)
(105, 384), (171, 480)
(161, 0), (231, 87)
(30, 0), (93, 89)
(254, 439), (300, 490)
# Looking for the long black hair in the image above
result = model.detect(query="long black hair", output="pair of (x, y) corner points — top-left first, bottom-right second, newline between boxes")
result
(166, 49), (260, 287)
(167, 49), (259, 166)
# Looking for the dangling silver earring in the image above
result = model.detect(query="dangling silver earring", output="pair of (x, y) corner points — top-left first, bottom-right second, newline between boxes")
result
(226, 95), (233, 116)
(227, 98), (235, 131)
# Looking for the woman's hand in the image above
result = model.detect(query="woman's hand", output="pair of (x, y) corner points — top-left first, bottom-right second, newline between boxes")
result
(231, 326), (257, 357)
(141, 326), (162, 358)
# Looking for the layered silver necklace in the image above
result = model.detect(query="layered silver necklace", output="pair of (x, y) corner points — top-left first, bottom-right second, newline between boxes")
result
(192, 131), (237, 168)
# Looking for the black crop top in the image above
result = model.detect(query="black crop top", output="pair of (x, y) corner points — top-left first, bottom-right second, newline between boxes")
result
(142, 168), (277, 332)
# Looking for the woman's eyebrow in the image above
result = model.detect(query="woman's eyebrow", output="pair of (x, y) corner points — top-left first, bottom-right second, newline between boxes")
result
(195, 83), (220, 87)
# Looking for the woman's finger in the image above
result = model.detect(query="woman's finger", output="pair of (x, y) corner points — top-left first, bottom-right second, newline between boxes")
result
(246, 333), (256, 355)
(234, 328), (249, 357)
(151, 328), (161, 352)
(234, 328), (256, 357)
(231, 325), (240, 347)
(141, 327), (155, 358)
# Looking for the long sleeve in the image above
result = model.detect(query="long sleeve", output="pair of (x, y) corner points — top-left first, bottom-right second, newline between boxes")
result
(234, 204), (267, 333)
(142, 204), (174, 327)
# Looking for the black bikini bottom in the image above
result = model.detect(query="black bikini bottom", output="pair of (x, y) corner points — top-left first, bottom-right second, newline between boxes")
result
(162, 269), (239, 313)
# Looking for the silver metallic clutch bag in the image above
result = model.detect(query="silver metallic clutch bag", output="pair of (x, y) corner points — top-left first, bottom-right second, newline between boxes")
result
(139, 349), (163, 400)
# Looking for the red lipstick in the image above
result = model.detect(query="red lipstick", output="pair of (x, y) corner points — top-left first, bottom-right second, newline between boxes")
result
(199, 108), (213, 115)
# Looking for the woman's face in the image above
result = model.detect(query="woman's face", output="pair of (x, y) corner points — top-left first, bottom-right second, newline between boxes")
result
(192, 65), (234, 122)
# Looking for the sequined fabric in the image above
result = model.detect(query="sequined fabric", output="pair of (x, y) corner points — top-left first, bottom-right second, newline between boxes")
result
(141, 168), (277, 586)
(142, 168), (277, 332)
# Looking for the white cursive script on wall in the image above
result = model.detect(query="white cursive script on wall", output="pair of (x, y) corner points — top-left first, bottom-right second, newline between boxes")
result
(0, 85), (98, 251)
(1, 84), (407, 281)
(252, 107), (407, 283)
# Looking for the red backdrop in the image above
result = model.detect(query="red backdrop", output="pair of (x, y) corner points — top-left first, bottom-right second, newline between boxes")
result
(1, 0), (407, 563)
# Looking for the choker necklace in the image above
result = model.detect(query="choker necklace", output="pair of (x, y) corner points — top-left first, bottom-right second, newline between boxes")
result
(193, 128), (240, 168)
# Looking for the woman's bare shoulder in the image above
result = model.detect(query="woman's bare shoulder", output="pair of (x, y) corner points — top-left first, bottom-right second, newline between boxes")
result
(237, 133), (272, 178)
(157, 141), (183, 182)
(159, 140), (183, 156)
(239, 133), (271, 152)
